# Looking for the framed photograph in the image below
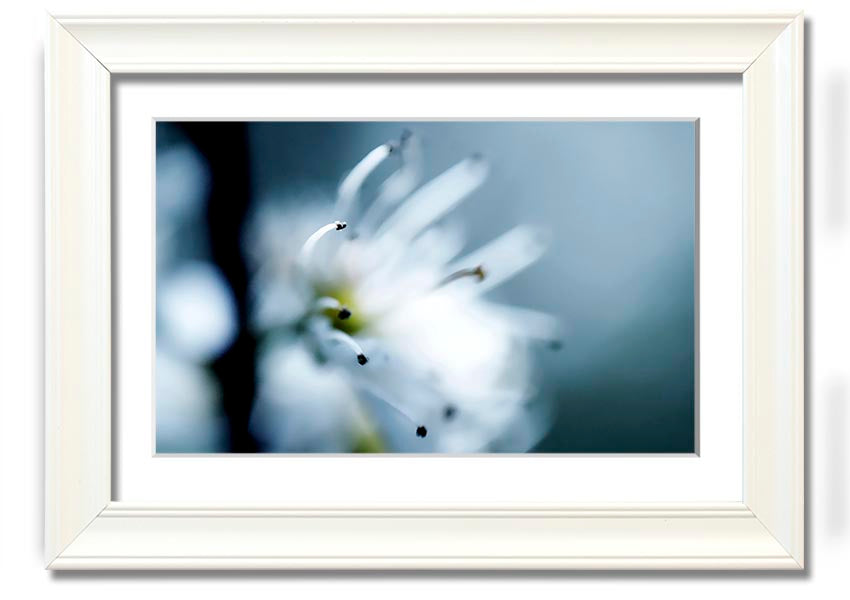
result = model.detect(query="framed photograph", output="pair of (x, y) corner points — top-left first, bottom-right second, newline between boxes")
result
(45, 13), (804, 569)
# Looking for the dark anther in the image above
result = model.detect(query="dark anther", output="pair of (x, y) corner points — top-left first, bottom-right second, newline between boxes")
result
(335, 221), (347, 231)
(439, 265), (486, 287)
(443, 405), (457, 421)
(357, 353), (369, 366)
(416, 425), (428, 438)
(337, 307), (352, 320)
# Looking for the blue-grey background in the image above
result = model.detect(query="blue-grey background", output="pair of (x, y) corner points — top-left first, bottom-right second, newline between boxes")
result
(158, 120), (696, 453)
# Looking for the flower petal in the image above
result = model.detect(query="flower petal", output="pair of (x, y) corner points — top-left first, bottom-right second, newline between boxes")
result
(375, 156), (488, 245)
(483, 302), (562, 341)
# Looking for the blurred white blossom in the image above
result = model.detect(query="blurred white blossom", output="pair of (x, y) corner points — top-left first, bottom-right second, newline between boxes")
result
(155, 137), (231, 453)
(156, 143), (211, 268)
(158, 261), (238, 363)
(156, 342), (228, 452)
(244, 132), (558, 452)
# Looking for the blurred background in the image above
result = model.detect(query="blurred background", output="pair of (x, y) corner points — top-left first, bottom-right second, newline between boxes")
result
(156, 120), (695, 454)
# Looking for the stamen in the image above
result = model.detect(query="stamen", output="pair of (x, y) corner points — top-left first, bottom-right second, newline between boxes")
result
(298, 221), (346, 269)
(335, 142), (394, 219)
(416, 425), (428, 438)
(356, 383), (425, 434)
(358, 131), (424, 233)
(438, 264), (486, 288)
(445, 225), (546, 295)
(315, 296), (341, 311)
(315, 296), (352, 320)
(322, 328), (369, 366)
(443, 405), (457, 421)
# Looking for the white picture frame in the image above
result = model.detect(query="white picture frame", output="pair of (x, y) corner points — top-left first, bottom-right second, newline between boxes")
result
(45, 13), (804, 570)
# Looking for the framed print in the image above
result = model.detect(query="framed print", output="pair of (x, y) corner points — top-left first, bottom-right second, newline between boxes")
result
(153, 119), (698, 456)
(45, 13), (804, 569)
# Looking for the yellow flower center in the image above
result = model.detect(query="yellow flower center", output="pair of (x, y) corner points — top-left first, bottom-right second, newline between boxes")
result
(315, 285), (368, 336)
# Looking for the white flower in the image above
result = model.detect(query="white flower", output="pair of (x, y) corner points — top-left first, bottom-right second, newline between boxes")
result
(155, 141), (211, 269)
(154, 137), (232, 453)
(244, 132), (558, 452)
(158, 261), (239, 363)
(156, 349), (228, 453)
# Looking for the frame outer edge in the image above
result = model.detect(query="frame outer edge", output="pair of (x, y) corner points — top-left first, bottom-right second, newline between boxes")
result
(44, 15), (112, 566)
(57, 15), (793, 74)
(45, 13), (805, 570)
(55, 503), (793, 569)
(742, 13), (805, 568)
(49, 557), (804, 571)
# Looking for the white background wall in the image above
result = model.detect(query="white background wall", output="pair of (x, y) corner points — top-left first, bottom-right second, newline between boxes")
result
(1, 1), (846, 597)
